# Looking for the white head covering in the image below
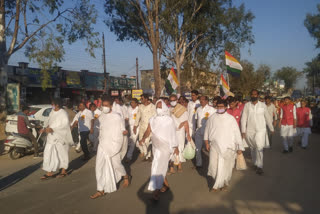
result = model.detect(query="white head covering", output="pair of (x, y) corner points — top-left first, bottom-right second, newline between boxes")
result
(150, 100), (177, 150)
(155, 99), (170, 116)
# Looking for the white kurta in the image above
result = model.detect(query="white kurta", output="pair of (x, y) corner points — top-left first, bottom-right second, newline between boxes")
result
(194, 104), (216, 167)
(204, 113), (244, 189)
(148, 100), (178, 191)
(171, 111), (188, 162)
(43, 109), (73, 172)
(96, 112), (126, 193)
(241, 101), (274, 168)
(241, 101), (274, 149)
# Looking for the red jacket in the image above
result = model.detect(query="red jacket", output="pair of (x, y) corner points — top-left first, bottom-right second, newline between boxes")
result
(227, 107), (242, 127)
(281, 104), (295, 126)
(296, 107), (311, 128)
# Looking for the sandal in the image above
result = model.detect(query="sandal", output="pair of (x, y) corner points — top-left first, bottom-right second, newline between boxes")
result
(90, 191), (105, 199)
(57, 172), (68, 178)
(209, 188), (219, 192)
(160, 185), (170, 193)
(121, 175), (132, 188)
(40, 174), (54, 180)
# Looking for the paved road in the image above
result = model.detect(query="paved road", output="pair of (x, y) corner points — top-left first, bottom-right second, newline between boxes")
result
(0, 131), (319, 214)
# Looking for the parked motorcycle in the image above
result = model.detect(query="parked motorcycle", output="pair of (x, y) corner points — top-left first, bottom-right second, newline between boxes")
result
(4, 122), (46, 160)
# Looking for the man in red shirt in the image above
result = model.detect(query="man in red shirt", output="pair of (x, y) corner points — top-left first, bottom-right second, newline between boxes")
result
(227, 97), (242, 127)
(17, 106), (39, 158)
(279, 97), (296, 153)
(296, 100), (312, 149)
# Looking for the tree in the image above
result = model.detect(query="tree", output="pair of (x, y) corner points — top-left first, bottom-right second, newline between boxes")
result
(229, 60), (263, 96)
(274, 67), (301, 90)
(104, 0), (163, 97)
(305, 4), (320, 49)
(0, 0), (100, 106)
(304, 55), (320, 93)
(159, 0), (254, 93)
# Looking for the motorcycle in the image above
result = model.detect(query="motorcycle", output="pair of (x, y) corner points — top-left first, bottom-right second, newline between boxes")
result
(4, 122), (46, 160)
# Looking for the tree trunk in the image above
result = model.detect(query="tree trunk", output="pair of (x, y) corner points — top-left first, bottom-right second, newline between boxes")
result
(0, 0), (8, 107)
(153, 49), (161, 98)
(176, 61), (181, 94)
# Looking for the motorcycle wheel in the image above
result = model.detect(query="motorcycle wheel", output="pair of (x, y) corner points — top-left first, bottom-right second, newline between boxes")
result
(9, 149), (22, 160)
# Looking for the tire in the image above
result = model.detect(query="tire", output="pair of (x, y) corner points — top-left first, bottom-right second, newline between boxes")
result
(9, 149), (22, 160)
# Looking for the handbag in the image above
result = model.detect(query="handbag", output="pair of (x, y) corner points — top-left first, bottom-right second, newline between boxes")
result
(236, 152), (247, 170)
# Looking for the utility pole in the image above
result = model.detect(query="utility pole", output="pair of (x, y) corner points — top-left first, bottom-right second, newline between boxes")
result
(102, 33), (107, 94)
(136, 57), (140, 89)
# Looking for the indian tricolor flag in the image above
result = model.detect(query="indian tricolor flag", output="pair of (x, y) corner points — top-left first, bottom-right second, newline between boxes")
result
(165, 67), (179, 95)
(220, 74), (230, 98)
(225, 51), (243, 77)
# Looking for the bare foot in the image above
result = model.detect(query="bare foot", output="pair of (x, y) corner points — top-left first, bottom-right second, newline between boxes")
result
(121, 176), (131, 188)
(90, 191), (105, 199)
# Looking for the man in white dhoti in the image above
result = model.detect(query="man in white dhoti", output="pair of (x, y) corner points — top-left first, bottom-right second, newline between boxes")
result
(194, 96), (216, 168)
(204, 99), (244, 191)
(126, 98), (139, 162)
(187, 90), (200, 137)
(265, 96), (278, 147)
(139, 100), (178, 201)
(41, 98), (73, 180)
(279, 96), (297, 153)
(168, 94), (191, 173)
(90, 97), (130, 199)
(89, 103), (101, 152)
(133, 94), (156, 161)
(241, 89), (274, 175)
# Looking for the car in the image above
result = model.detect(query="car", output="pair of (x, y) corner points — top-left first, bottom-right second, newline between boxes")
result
(5, 104), (52, 134)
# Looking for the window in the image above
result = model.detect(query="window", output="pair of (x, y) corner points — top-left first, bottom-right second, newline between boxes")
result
(42, 108), (52, 117)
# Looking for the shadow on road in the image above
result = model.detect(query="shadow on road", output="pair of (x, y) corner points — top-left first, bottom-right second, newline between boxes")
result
(0, 162), (42, 191)
(67, 155), (92, 175)
(137, 179), (174, 214)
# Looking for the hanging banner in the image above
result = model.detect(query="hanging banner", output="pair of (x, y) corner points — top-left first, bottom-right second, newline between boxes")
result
(132, 89), (143, 100)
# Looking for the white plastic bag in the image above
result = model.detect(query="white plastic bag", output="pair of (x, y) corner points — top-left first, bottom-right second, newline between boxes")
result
(183, 140), (196, 160)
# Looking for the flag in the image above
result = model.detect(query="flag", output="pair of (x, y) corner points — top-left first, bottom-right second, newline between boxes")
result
(225, 51), (243, 77)
(165, 67), (179, 95)
(219, 74), (230, 98)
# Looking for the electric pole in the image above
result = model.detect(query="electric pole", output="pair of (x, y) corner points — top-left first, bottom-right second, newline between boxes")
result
(102, 33), (107, 94)
(136, 57), (140, 89)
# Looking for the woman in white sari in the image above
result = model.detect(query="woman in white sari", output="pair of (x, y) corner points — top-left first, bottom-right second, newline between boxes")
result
(139, 100), (178, 201)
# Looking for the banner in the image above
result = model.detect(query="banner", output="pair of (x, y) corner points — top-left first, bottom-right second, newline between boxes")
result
(132, 89), (143, 100)
(7, 83), (20, 113)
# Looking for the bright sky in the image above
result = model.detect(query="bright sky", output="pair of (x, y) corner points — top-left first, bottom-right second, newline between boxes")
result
(8, 0), (320, 89)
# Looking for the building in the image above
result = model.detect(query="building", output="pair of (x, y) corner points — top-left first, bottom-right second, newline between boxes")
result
(6, 62), (137, 106)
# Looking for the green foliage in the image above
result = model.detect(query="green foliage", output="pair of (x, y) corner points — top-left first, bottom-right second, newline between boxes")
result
(229, 60), (264, 96)
(274, 67), (302, 90)
(304, 55), (320, 89)
(2, 0), (100, 90)
(305, 4), (320, 49)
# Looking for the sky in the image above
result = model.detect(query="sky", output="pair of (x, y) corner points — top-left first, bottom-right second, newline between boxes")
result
(8, 0), (320, 89)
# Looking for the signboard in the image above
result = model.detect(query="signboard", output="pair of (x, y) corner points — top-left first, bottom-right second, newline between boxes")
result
(132, 89), (143, 100)
(85, 72), (104, 90)
(7, 83), (20, 113)
(25, 69), (58, 87)
(111, 90), (119, 96)
(66, 71), (81, 88)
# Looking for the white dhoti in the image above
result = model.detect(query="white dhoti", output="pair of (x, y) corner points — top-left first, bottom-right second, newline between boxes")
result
(246, 131), (267, 168)
(208, 146), (236, 189)
(297, 128), (311, 147)
(43, 141), (69, 172)
(120, 136), (128, 160)
(171, 129), (186, 163)
(148, 137), (171, 191)
(96, 148), (126, 193)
